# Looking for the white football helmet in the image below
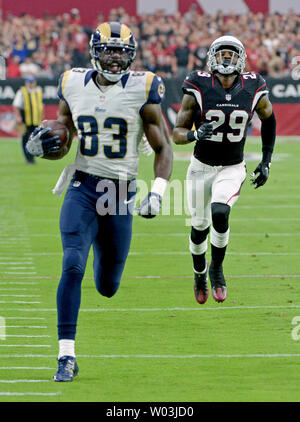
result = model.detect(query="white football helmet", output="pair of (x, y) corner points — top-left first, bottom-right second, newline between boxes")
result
(207, 35), (246, 75)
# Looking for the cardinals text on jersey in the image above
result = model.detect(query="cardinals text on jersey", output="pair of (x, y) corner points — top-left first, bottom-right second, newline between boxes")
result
(182, 71), (268, 166)
(58, 68), (165, 180)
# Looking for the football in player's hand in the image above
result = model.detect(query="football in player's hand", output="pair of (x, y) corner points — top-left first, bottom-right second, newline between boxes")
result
(40, 120), (70, 160)
(41, 120), (69, 147)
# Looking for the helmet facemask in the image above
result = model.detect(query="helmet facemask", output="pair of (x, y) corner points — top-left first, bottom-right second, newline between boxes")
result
(207, 38), (246, 75)
(90, 25), (137, 82)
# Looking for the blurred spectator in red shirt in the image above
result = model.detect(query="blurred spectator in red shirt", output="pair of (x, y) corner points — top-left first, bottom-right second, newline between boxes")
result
(70, 9), (81, 25)
(7, 55), (21, 78)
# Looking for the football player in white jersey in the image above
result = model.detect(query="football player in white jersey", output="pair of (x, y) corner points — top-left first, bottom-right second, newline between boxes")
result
(26, 22), (173, 382)
(173, 35), (276, 305)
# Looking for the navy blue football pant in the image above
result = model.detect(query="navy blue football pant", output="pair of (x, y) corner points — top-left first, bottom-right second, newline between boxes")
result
(57, 171), (136, 340)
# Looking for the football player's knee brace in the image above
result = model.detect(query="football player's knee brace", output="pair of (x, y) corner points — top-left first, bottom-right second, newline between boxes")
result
(189, 226), (209, 255)
(211, 202), (230, 233)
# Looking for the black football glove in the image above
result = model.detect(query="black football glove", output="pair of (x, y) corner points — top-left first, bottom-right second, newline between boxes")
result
(26, 126), (61, 157)
(136, 192), (162, 218)
(187, 123), (213, 142)
(250, 161), (271, 189)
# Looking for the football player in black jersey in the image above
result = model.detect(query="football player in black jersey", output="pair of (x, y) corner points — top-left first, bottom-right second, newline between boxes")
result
(173, 35), (276, 304)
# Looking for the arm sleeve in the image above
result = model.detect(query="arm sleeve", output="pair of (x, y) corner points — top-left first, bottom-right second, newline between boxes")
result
(261, 111), (276, 163)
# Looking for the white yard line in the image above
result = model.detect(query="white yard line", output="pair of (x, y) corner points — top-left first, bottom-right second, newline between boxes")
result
(0, 367), (54, 370)
(0, 295), (41, 297)
(1, 251), (299, 257)
(0, 282), (39, 285)
(4, 317), (45, 320)
(0, 380), (50, 383)
(132, 232), (300, 237)
(0, 301), (41, 304)
(0, 326), (47, 329)
(4, 335), (50, 338)
(0, 392), (61, 396)
(1, 274), (300, 280)
(0, 353), (300, 359)
(0, 345), (51, 348)
(2, 305), (300, 312)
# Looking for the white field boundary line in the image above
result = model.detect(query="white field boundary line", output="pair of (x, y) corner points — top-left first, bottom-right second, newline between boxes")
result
(2, 305), (300, 312)
(1, 353), (300, 359)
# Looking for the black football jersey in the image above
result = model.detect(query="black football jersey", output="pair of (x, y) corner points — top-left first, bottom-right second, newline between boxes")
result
(182, 70), (269, 166)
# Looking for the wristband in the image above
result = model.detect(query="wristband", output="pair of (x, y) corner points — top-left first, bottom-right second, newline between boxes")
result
(151, 177), (168, 197)
(187, 130), (196, 142)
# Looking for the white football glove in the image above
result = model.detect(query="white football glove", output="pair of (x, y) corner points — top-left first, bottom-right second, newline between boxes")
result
(26, 126), (61, 157)
(138, 135), (153, 156)
(136, 192), (162, 218)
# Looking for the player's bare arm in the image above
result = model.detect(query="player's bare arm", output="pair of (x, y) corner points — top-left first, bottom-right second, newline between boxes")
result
(173, 94), (197, 144)
(173, 94), (213, 144)
(255, 94), (273, 120)
(56, 99), (77, 152)
(141, 103), (173, 181)
(136, 103), (173, 218)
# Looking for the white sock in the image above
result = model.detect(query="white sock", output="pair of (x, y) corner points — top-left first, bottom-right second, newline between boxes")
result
(58, 339), (75, 359)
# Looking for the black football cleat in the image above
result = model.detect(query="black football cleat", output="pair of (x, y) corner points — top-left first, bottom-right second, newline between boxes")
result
(52, 355), (79, 382)
(194, 261), (209, 304)
(209, 263), (227, 303)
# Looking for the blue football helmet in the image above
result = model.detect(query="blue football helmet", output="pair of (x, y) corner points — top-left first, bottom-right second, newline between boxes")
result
(90, 21), (137, 82)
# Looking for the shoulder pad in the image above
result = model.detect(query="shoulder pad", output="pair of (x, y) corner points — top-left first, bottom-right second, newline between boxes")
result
(182, 70), (212, 94)
(145, 72), (165, 104)
(241, 73), (269, 111)
(241, 72), (267, 89)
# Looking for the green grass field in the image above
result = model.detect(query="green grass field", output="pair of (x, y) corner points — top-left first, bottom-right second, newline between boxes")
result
(0, 136), (300, 402)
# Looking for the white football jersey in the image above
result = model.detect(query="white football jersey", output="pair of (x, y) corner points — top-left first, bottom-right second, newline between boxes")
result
(57, 68), (165, 180)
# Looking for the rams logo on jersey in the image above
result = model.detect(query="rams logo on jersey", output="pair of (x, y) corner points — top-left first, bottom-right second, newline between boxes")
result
(158, 83), (165, 98)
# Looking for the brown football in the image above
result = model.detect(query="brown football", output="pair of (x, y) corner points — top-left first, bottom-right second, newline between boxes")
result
(40, 120), (70, 160)
(41, 120), (69, 147)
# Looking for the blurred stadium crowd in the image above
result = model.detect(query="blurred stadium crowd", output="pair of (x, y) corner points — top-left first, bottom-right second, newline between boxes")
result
(1, 6), (300, 81)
